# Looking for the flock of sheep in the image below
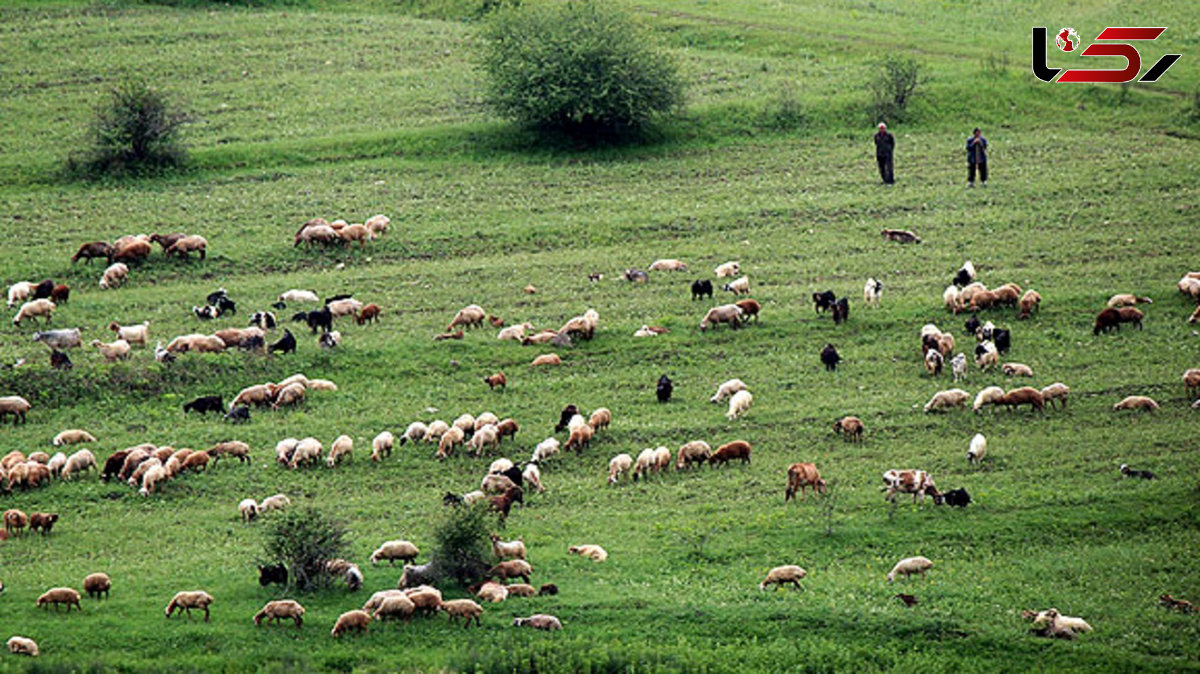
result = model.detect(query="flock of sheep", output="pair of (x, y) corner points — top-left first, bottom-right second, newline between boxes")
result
(2, 217), (1198, 658)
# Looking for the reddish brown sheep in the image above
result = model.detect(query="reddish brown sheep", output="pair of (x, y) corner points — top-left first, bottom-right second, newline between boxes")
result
(785, 463), (827, 502)
(355, 303), (382, 325)
(484, 372), (507, 390)
(1001, 387), (1045, 412)
(1094, 308), (1121, 335)
(29, 512), (58, 535)
(833, 416), (864, 442)
(709, 440), (752, 467)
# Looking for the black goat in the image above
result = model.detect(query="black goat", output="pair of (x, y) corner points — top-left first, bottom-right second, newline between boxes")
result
(249, 311), (276, 330)
(269, 329), (296, 355)
(1120, 464), (1157, 480)
(224, 406), (251, 423)
(304, 307), (333, 334)
(941, 488), (972, 507)
(691, 280), (713, 301)
(831, 297), (850, 325)
(657, 374), (673, 403)
(32, 279), (55, 300)
(258, 564), (288, 587)
(820, 344), (841, 371)
(953, 268), (973, 288)
(206, 288), (228, 305)
(993, 328), (1011, 354)
(183, 395), (224, 415)
(324, 294), (353, 305)
(554, 404), (580, 432)
(964, 314), (981, 336)
(50, 350), (73, 371)
(812, 290), (836, 313)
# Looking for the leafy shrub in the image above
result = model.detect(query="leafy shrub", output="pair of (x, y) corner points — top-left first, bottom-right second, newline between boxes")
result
(431, 502), (492, 585)
(477, 1), (684, 141)
(70, 80), (190, 178)
(868, 55), (922, 123)
(262, 508), (347, 590)
(764, 81), (806, 131)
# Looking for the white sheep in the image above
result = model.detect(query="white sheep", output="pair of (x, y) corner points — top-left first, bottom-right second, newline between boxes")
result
(326, 435), (353, 467)
(289, 438), (323, 469)
(887, 556), (933, 583)
(715, 261), (740, 278)
(1040, 382), (1071, 410)
(139, 464), (168, 496)
(488, 458), (514, 475)
(238, 498), (259, 522)
(924, 389), (970, 412)
(649, 259), (688, 272)
(607, 453), (633, 485)
(491, 535), (527, 560)
(274, 438), (300, 465)
(278, 289), (319, 303)
(371, 540), (420, 565)
(975, 341), (999, 370)
(568, 544), (608, 562)
(722, 276), (750, 296)
(943, 285), (963, 313)
(13, 299), (55, 326)
(950, 353), (968, 381)
(260, 494), (291, 512)
(967, 433), (987, 465)
(371, 432), (394, 462)
(399, 422), (427, 446)
(531, 437), (560, 462)
(759, 565), (806, 590)
(326, 298), (362, 318)
(710, 378), (747, 403)
(53, 429), (96, 446)
(453, 414), (476, 435)
(437, 427), (465, 460)
(99, 263), (129, 290)
(632, 448), (655, 481)
(7, 281), (33, 308)
(498, 322), (534, 341)
(109, 321), (149, 345)
(475, 412), (500, 431)
(461, 490), (486, 506)
(422, 420), (449, 443)
(6, 636), (38, 657)
(726, 390), (753, 419)
(522, 462), (545, 493)
(863, 277), (882, 306)
(973, 386), (1005, 412)
(61, 449), (96, 479)
(90, 338), (131, 362)
(1032, 608), (1093, 633)
(47, 452), (67, 476)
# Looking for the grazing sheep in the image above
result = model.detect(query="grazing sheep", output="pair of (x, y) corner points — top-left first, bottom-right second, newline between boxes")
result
(4, 509), (28, 535)
(563, 423), (593, 452)
(254, 600), (305, 628)
(887, 557), (933, 583)
(29, 512), (58, 534)
(1094, 308), (1122, 335)
(488, 560), (533, 583)
(925, 349), (944, 377)
(1119, 463), (1157, 480)
(759, 565), (806, 590)
(289, 438), (323, 468)
(1113, 395), (1158, 412)
(833, 416), (864, 442)
(1002, 362), (1034, 377)
(371, 431), (395, 462)
(272, 383), (306, 410)
(1018, 290), (1042, 319)
(513, 614), (562, 631)
(33, 328), (82, 351)
(7, 637), (38, 657)
(972, 386), (1005, 413)
(649, 259), (688, 272)
(47, 452), (67, 476)
(734, 299), (761, 322)
(710, 379), (747, 403)
(471, 425), (501, 456)
(924, 389), (969, 412)
(943, 285), (964, 313)
(440, 599), (484, 629)
(881, 228), (921, 244)
(624, 269), (649, 283)
(99, 263), (129, 290)
(53, 429), (96, 446)
(165, 590), (215, 621)
(83, 573), (111, 599)
(491, 534), (527, 560)
(331, 610), (371, 637)
(373, 595), (416, 623)
(531, 353), (562, 367)
(607, 453), (633, 484)
(1115, 307), (1145, 330)
(1107, 293), (1152, 308)
(722, 276), (750, 296)
(260, 494), (291, 512)
(397, 422), (428, 446)
(28, 451), (49, 464)
(1032, 608), (1092, 633)
(676, 441), (712, 469)
(238, 498), (259, 522)
(448, 304), (487, 331)
(784, 463), (827, 502)
(522, 462), (545, 493)
(484, 372), (507, 390)
(437, 427), (465, 460)
(164, 235), (207, 260)
(371, 540), (420, 565)
(967, 433), (987, 465)
(0, 396), (31, 424)
(588, 408), (611, 432)
(1000, 386), (1044, 412)
(90, 338), (131, 362)
(326, 435), (353, 467)
(474, 580), (509, 603)
(700, 304), (744, 331)
(691, 279), (714, 301)
(532, 437), (560, 462)
(139, 464), (169, 496)
(365, 214), (390, 235)
(37, 587), (82, 611)
(709, 440), (751, 466)
(6, 281), (34, 309)
(864, 277), (882, 306)
(398, 563), (440, 590)
(726, 390), (753, 419)
(632, 448), (655, 482)
(12, 299), (55, 326)
(820, 343), (841, 371)
(568, 544), (608, 562)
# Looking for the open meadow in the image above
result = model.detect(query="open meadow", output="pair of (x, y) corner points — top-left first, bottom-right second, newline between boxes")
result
(0, 0), (1199, 671)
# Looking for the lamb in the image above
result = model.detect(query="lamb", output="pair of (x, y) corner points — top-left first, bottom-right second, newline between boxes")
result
(563, 423), (593, 452)
(1001, 362), (1033, 377)
(372, 595), (416, 623)
(13, 299), (55, 326)
(784, 463), (827, 502)
(1000, 386), (1044, 412)
(588, 407), (611, 431)
(371, 540), (420, 565)
(53, 429), (96, 446)
(700, 304), (744, 331)
(820, 343), (841, 371)
(260, 494), (291, 512)
(239, 499), (259, 522)
(715, 261), (741, 278)
(1031, 608), (1092, 633)
(484, 372), (507, 390)
(967, 433), (987, 465)
(710, 378), (747, 403)
(1040, 382), (1070, 410)
(722, 276), (750, 296)
(90, 338), (131, 362)
(33, 328), (82, 351)
(37, 587), (82, 611)
(440, 599), (484, 628)
(522, 462), (545, 493)
(1018, 290), (1042, 319)
(254, 600), (305, 628)
(864, 277), (882, 306)
(943, 285), (964, 313)
(165, 235), (207, 260)
(99, 262), (129, 290)
(924, 349), (944, 377)
(488, 559), (534, 583)
(491, 534), (527, 560)
(289, 438), (323, 468)
(448, 304), (487, 331)
(923, 389), (969, 412)
(676, 440), (712, 469)
(608, 453), (633, 484)
(759, 565), (806, 590)
(1107, 293), (1152, 308)
(331, 610), (371, 637)
(568, 544), (608, 562)
(165, 591), (215, 621)
(371, 431), (395, 461)
(1113, 395), (1158, 412)
(632, 448), (656, 482)
(325, 434), (353, 467)
(4, 509), (28, 535)
(0, 396), (31, 424)
(649, 259), (688, 271)
(505, 583), (537, 597)
(974, 341), (999, 370)
(513, 614), (562, 631)
(881, 228), (921, 244)
(6, 281), (33, 308)
(7, 637), (38, 657)
(437, 427), (465, 459)
(832, 416), (864, 442)
(476, 582), (509, 603)
(973, 386), (1005, 412)
(726, 390), (753, 419)
(887, 556), (933, 583)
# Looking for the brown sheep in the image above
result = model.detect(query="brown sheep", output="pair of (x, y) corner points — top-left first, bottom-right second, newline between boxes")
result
(29, 512), (58, 534)
(495, 418), (519, 443)
(676, 440), (712, 469)
(207, 441), (251, 464)
(51, 284), (70, 304)
(1113, 395), (1158, 412)
(992, 285), (1020, 307)
(709, 440), (751, 467)
(355, 303), (382, 325)
(448, 305), (486, 331)
(564, 423), (593, 452)
(531, 353), (562, 366)
(1184, 369), (1200, 398)
(113, 239), (152, 265)
(735, 299), (761, 322)
(440, 599), (484, 629)
(969, 290), (999, 310)
(3, 509), (28, 535)
(484, 372), (507, 390)
(254, 600), (305, 628)
(833, 416), (864, 442)
(37, 587), (82, 611)
(488, 560), (533, 584)
(1000, 387), (1044, 412)
(1116, 307), (1144, 330)
(588, 407), (611, 431)
(785, 463), (827, 502)
(165, 591), (214, 621)
(165, 235), (207, 260)
(149, 232), (187, 252)
(700, 304), (743, 331)
(0, 396), (31, 424)
(72, 241), (114, 264)
(1018, 290), (1042, 319)
(331, 609), (371, 637)
(181, 451), (210, 472)
(1094, 308), (1121, 335)
(84, 573), (112, 599)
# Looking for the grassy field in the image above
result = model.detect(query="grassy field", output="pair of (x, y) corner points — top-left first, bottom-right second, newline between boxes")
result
(1, 0), (1199, 672)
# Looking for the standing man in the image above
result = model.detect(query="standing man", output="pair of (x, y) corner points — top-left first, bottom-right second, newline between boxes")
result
(966, 127), (988, 187)
(874, 122), (895, 185)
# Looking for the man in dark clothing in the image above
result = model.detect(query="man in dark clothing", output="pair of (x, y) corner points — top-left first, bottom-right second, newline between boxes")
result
(874, 122), (895, 184)
(967, 127), (988, 186)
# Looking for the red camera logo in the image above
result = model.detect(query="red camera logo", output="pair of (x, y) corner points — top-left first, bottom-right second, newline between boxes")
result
(1033, 26), (1181, 83)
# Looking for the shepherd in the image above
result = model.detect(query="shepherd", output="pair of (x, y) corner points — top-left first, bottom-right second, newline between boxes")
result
(874, 122), (895, 185)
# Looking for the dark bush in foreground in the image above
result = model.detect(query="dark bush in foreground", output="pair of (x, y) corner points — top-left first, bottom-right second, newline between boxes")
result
(478, 2), (684, 141)
(432, 502), (492, 585)
(70, 80), (189, 178)
(263, 508), (347, 590)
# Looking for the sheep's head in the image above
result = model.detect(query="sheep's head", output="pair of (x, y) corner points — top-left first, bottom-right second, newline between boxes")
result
(816, 479), (829, 495)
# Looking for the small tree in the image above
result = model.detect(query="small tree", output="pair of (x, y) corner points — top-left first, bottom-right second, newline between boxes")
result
(263, 508), (348, 591)
(477, 1), (684, 141)
(73, 80), (189, 177)
(431, 502), (492, 586)
(869, 55), (922, 123)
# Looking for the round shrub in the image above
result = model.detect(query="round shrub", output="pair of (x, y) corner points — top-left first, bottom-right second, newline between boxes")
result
(262, 508), (348, 590)
(478, 1), (684, 140)
(72, 80), (189, 178)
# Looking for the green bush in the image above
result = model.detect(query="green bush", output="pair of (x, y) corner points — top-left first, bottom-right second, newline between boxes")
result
(477, 1), (684, 141)
(431, 502), (493, 586)
(868, 55), (922, 123)
(262, 508), (348, 591)
(71, 80), (189, 178)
